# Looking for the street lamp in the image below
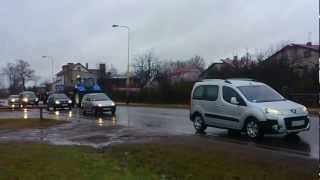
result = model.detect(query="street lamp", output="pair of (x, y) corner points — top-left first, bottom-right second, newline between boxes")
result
(42, 56), (54, 87)
(112, 24), (131, 103)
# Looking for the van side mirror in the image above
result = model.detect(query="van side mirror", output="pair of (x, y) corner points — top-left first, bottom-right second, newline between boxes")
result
(230, 97), (239, 105)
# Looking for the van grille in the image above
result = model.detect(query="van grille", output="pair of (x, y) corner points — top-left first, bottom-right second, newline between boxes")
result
(284, 116), (309, 130)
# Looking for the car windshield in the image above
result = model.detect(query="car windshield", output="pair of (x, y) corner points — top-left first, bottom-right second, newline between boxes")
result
(54, 94), (68, 99)
(237, 85), (285, 103)
(9, 95), (19, 99)
(91, 93), (110, 101)
(22, 92), (36, 98)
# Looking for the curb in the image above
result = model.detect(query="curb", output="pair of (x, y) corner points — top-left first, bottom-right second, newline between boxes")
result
(116, 102), (188, 109)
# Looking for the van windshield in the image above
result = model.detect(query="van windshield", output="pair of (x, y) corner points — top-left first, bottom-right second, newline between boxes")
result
(237, 85), (285, 103)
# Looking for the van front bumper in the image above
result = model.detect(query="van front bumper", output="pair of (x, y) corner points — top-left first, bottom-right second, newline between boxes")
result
(262, 115), (310, 134)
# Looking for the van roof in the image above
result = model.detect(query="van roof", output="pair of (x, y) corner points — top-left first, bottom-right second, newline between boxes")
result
(196, 79), (265, 87)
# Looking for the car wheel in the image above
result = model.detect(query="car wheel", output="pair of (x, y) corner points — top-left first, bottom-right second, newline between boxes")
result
(245, 118), (264, 140)
(193, 114), (207, 133)
(228, 129), (241, 137)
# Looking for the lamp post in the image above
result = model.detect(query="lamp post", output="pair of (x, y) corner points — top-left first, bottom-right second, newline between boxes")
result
(112, 24), (131, 103)
(42, 55), (54, 88)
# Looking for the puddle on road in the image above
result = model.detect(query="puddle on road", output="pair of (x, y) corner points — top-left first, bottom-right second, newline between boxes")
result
(95, 116), (117, 127)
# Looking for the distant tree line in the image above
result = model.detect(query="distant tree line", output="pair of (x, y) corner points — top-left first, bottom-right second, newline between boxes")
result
(103, 51), (206, 104)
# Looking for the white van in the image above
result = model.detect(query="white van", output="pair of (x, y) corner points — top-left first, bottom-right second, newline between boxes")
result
(190, 79), (310, 139)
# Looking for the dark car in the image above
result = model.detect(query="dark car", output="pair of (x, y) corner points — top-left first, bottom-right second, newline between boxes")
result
(47, 93), (73, 111)
(8, 95), (20, 107)
(19, 91), (39, 107)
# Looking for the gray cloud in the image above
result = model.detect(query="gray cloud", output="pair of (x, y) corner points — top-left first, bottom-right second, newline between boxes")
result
(0, 0), (318, 84)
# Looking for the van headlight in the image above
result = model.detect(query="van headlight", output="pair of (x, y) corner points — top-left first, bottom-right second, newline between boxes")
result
(68, 100), (72, 104)
(55, 100), (60, 104)
(302, 106), (308, 113)
(264, 108), (282, 115)
(111, 102), (115, 106)
(23, 98), (28, 102)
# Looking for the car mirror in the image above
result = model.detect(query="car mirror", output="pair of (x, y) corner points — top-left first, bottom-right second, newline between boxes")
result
(230, 97), (239, 105)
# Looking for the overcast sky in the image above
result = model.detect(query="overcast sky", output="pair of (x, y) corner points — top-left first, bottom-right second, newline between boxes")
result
(0, 0), (318, 85)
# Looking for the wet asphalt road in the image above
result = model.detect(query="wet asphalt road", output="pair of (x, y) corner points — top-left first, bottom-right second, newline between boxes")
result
(0, 105), (319, 159)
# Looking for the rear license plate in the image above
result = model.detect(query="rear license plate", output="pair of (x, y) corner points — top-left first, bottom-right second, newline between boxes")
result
(291, 120), (304, 127)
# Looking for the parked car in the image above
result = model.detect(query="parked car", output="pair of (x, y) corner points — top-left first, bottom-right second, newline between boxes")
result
(19, 91), (39, 107)
(190, 79), (310, 139)
(81, 93), (116, 116)
(8, 95), (19, 107)
(47, 93), (73, 111)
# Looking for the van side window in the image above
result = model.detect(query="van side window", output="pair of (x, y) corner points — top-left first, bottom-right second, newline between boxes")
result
(223, 86), (246, 106)
(205, 85), (219, 101)
(193, 86), (205, 99)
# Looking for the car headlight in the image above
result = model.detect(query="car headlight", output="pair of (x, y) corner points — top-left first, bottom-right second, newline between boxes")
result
(111, 102), (115, 106)
(302, 106), (308, 113)
(264, 108), (282, 115)
(68, 100), (72, 104)
(55, 100), (60, 104)
(23, 98), (28, 102)
(35, 98), (39, 101)
(11, 99), (15, 102)
(98, 104), (102, 107)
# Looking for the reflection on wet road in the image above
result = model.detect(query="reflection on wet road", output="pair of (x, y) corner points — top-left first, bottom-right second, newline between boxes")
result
(0, 105), (319, 158)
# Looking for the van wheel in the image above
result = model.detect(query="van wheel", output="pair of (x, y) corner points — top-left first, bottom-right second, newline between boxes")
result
(245, 118), (264, 140)
(193, 115), (207, 133)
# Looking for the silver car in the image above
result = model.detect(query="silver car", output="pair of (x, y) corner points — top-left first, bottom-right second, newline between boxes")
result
(81, 93), (116, 116)
(8, 95), (19, 107)
(190, 79), (310, 139)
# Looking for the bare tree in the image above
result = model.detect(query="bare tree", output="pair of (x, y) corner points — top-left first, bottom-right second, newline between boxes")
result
(133, 51), (161, 87)
(188, 55), (206, 71)
(2, 60), (35, 92)
(16, 60), (35, 90)
(2, 62), (19, 92)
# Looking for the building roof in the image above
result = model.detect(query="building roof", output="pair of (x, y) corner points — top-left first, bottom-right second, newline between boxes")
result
(170, 65), (201, 77)
(56, 63), (91, 76)
(199, 62), (227, 78)
(291, 43), (319, 51)
(265, 42), (319, 61)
